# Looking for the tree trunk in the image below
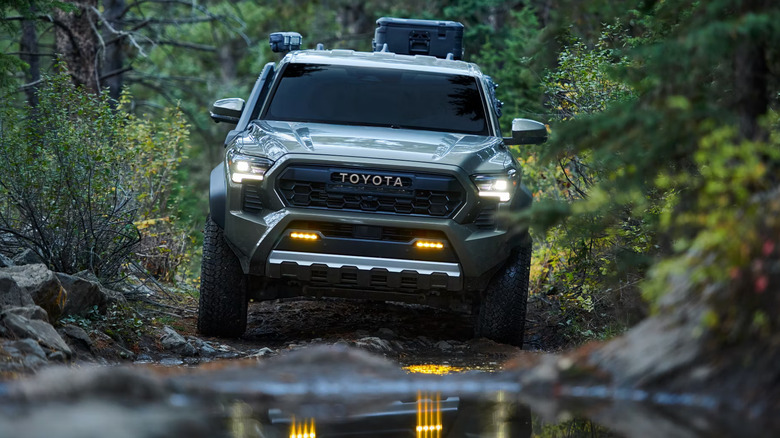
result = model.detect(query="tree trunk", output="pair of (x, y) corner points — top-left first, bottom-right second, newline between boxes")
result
(20, 16), (40, 108)
(54, 0), (99, 93)
(102, 0), (126, 101)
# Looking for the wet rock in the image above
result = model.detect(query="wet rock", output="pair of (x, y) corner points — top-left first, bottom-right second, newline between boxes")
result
(0, 276), (35, 308)
(160, 326), (197, 357)
(12, 248), (43, 266)
(435, 340), (453, 351)
(135, 354), (153, 363)
(2, 338), (49, 371)
(354, 329), (370, 338)
(57, 272), (125, 317)
(376, 328), (396, 339)
(353, 336), (393, 353)
(1, 264), (66, 321)
(249, 347), (276, 358)
(187, 337), (217, 357)
(0, 253), (14, 268)
(1, 305), (49, 321)
(0, 313), (72, 357)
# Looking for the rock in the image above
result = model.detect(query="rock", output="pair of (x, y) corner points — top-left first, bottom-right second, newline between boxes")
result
(353, 336), (394, 353)
(58, 324), (93, 352)
(0, 313), (72, 357)
(0, 253), (14, 268)
(1, 315), (70, 357)
(1, 264), (66, 321)
(160, 326), (197, 357)
(416, 335), (433, 346)
(1, 305), (49, 321)
(3, 338), (48, 361)
(57, 272), (125, 317)
(12, 248), (43, 266)
(376, 328), (397, 339)
(249, 347), (276, 358)
(47, 350), (68, 362)
(435, 340), (453, 351)
(187, 337), (218, 357)
(0, 276), (35, 308)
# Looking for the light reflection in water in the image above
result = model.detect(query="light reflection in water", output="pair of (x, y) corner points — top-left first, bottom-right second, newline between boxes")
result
(417, 391), (443, 438)
(404, 364), (465, 374)
(289, 416), (316, 438)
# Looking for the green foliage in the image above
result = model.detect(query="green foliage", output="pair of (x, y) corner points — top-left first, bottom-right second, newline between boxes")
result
(0, 71), (139, 279)
(513, 22), (649, 345)
(0, 70), (194, 281)
(470, 8), (545, 132)
(541, 23), (633, 120)
(537, 0), (780, 343)
(60, 303), (146, 345)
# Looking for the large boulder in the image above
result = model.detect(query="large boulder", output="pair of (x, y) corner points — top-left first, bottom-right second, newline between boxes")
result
(1, 264), (66, 321)
(12, 249), (44, 266)
(0, 276), (35, 309)
(57, 272), (126, 317)
(0, 312), (72, 357)
(1, 305), (49, 322)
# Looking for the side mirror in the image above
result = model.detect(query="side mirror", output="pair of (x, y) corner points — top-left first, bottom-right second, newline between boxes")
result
(210, 98), (245, 124)
(504, 118), (548, 145)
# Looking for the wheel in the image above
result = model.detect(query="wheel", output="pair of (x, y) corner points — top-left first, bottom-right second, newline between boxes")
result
(197, 215), (247, 337)
(475, 240), (532, 347)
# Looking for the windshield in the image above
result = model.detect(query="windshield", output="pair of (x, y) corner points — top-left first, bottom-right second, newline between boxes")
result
(262, 63), (489, 135)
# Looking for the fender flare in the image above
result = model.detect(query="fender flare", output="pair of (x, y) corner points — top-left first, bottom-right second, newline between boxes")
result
(209, 163), (227, 229)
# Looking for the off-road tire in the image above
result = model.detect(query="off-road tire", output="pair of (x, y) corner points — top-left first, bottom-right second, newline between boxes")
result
(475, 241), (532, 348)
(197, 215), (247, 337)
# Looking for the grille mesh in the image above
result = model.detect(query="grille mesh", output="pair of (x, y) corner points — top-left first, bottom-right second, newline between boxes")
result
(277, 166), (464, 218)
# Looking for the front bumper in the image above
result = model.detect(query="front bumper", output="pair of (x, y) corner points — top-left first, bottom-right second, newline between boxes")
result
(221, 155), (530, 295)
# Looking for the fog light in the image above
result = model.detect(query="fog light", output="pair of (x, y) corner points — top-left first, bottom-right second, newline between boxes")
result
(290, 232), (318, 240)
(415, 241), (444, 249)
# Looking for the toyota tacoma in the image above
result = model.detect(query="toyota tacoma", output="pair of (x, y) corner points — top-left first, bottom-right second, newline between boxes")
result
(199, 18), (547, 346)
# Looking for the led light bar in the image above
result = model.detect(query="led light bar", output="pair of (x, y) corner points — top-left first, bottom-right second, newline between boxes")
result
(415, 241), (444, 249)
(290, 232), (319, 240)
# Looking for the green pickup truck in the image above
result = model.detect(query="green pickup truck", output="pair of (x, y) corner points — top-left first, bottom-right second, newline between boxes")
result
(199, 18), (546, 347)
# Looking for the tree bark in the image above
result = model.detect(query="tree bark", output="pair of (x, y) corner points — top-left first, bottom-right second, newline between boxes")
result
(54, 0), (99, 93)
(102, 0), (126, 101)
(20, 16), (40, 108)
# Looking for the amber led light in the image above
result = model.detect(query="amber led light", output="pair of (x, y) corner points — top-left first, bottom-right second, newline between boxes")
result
(415, 241), (444, 249)
(289, 417), (315, 438)
(290, 232), (318, 240)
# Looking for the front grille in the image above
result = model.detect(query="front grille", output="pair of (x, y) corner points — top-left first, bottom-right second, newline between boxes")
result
(277, 166), (464, 218)
(287, 221), (446, 242)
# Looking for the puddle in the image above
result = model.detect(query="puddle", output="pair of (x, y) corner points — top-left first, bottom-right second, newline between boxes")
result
(0, 346), (776, 437)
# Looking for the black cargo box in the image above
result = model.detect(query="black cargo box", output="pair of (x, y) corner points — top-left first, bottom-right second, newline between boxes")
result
(373, 17), (464, 60)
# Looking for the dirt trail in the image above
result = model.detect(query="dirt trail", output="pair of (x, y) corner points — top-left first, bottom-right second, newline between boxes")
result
(180, 298), (533, 370)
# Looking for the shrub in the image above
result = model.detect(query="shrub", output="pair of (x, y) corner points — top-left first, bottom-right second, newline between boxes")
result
(0, 71), (191, 282)
(0, 72), (139, 280)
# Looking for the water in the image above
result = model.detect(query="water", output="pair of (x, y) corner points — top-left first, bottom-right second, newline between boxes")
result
(224, 393), (621, 438)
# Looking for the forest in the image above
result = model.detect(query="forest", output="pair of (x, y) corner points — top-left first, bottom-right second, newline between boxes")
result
(0, 0), (779, 427)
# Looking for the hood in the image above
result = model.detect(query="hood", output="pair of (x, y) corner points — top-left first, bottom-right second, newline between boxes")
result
(232, 121), (514, 173)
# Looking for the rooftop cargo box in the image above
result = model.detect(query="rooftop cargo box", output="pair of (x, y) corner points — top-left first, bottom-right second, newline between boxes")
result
(372, 17), (464, 60)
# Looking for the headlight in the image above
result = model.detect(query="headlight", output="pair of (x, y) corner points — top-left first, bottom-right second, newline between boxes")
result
(227, 149), (272, 183)
(472, 170), (517, 202)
